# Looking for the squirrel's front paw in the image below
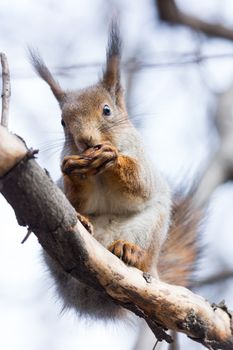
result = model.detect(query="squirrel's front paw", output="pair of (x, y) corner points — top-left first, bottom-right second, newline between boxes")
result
(61, 143), (118, 177)
(108, 239), (148, 271)
(77, 213), (94, 235)
(62, 155), (95, 176)
(83, 143), (118, 174)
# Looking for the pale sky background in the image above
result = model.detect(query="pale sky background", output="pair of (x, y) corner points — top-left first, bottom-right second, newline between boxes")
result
(1, 1), (233, 349)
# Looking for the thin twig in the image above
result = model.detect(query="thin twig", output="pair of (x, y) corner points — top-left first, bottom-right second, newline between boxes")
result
(152, 340), (159, 349)
(169, 331), (179, 350)
(54, 52), (233, 72)
(2, 51), (233, 80)
(0, 53), (11, 128)
(21, 228), (32, 244)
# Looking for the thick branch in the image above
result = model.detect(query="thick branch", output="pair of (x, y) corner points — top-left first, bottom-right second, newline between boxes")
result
(156, 0), (233, 41)
(0, 125), (233, 349)
(0, 53), (11, 128)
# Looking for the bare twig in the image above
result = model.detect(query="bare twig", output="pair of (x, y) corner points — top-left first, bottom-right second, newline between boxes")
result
(2, 51), (233, 81)
(156, 0), (233, 41)
(152, 340), (159, 349)
(169, 331), (179, 350)
(54, 52), (233, 72)
(21, 228), (32, 244)
(0, 53), (11, 128)
(0, 126), (233, 349)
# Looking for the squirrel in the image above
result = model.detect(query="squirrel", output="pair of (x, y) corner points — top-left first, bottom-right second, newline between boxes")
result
(30, 22), (200, 319)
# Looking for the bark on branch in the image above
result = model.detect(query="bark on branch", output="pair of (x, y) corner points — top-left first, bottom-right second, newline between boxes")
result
(0, 125), (233, 349)
(156, 0), (233, 41)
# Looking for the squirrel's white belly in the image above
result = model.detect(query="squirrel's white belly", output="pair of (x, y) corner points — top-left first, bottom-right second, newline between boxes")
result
(83, 170), (153, 215)
(89, 198), (169, 252)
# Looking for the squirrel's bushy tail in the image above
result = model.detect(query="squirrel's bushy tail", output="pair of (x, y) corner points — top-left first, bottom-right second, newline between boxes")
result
(158, 194), (202, 287)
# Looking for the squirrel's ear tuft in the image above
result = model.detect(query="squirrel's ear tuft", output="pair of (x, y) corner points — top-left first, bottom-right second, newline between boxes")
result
(102, 20), (123, 104)
(28, 48), (66, 106)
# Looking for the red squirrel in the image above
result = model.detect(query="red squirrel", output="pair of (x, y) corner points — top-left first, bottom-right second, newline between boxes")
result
(30, 22), (200, 318)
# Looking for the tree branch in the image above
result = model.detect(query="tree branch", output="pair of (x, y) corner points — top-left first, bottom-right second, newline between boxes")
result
(156, 0), (233, 41)
(0, 125), (233, 349)
(193, 82), (233, 207)
(0, 53), (11, 128)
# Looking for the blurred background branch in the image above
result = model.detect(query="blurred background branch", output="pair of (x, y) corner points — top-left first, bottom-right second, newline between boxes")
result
(2, 51), (233, 79)
(156, 0), (233, 41)
(193, 81), (233, 207)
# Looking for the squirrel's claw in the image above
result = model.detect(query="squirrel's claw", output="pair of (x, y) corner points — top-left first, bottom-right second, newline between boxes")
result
(77, 213), (94, 235)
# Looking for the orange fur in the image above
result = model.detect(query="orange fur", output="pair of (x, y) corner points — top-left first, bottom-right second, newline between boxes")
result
(103, 155), (145, 198)
(62, 142), (150, 212)
(63, 174), (93, 212)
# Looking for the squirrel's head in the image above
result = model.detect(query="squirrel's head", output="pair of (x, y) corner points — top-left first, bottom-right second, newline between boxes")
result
(30, 22), (131, 154)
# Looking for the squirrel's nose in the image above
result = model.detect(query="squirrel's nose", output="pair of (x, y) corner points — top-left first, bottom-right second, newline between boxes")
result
(76, 136), (94, 153)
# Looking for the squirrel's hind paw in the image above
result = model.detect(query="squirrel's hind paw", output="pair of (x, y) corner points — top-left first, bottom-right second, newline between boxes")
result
(77, 213), (94, 235)
(108, 239), (149, 271)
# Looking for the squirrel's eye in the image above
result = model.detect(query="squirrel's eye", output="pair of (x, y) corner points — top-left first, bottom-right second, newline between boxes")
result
(103, 104), (111, 116)
(61, 119), (66, 127)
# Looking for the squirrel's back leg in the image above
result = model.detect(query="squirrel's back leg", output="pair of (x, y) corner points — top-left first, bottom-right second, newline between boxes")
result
(91, 200), (170, 273)
(108, 239), (152, 272)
